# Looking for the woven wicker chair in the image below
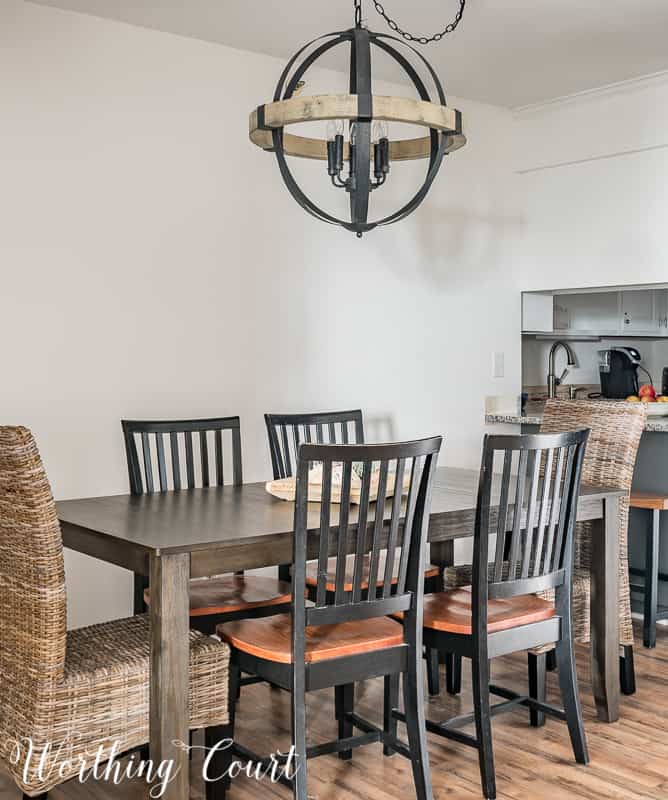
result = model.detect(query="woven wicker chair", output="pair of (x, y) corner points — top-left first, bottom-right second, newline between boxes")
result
(0, 427), (230, 799)
(535, 399), (646, 696)
(442, 399), (646, 702)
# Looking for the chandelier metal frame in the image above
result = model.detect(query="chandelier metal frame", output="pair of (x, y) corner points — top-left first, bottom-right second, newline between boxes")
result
(249, 5), (466, 236)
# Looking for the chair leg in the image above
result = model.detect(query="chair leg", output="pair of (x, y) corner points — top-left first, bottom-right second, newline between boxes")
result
(446, 653), (462, 695)
(383, 672), (400, 756)
(426, 647), (440, 696)
(554, 635), (588, 764)
(335, 683), (354, 760)
(205, 724), (232, 800)
(546, 649), (557, 672)
(643, 509), (660, 649)
(133, 572), (148, 614)
(291, 668), (308, 800)
(207, 661), (239, 798)
(472, 655), (496, 800)
(620, 645), (636, 695)
(528, 652), (546, 728)
(403, 654), (433, 799)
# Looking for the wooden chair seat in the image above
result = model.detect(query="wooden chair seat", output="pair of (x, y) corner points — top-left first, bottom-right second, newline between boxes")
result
(304, 551), (440, 593)
(416, 587), (556, 635)
(144, 574), (292, 617)
(218, 613), (404, 664)
(630, 491), (668, 511)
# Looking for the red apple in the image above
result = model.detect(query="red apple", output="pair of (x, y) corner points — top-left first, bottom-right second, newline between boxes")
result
(639, 384), (657, 398)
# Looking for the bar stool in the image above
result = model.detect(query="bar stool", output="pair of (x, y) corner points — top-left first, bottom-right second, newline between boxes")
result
(629, 492), (668, 648)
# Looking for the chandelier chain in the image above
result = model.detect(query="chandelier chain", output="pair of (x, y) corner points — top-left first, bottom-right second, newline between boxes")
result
(354, 0), (362, 27)
(368, 0), (466, 44)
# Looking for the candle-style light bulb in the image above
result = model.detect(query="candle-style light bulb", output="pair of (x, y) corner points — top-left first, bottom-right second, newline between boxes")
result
(372, 120), (389, 143)
(372, 120), (390, 181)
(326, 119), (344, 141)
(327, 120), (345, 180)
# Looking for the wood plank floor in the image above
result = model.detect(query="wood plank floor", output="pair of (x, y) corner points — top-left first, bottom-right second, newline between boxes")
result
(2, 622), (666, 799)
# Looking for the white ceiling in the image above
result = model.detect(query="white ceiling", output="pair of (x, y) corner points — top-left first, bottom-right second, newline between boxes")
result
(31, 0), (668, 108)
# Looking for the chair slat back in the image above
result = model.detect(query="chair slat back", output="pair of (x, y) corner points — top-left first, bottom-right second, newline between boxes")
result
(121, 417), (242, 494)
(290, 437), (442, 634)
(0, 427), (67, 725)
(473, 430), (589, 608)
(539, 399), (646, 649)
(264, 410), (364, 479)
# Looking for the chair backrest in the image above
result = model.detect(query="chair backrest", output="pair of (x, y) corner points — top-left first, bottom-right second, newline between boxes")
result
(539, 399), (646, 647)
(264, 409), (364, 479)
(0, 427), (67, 757)
(472, 430), (589, 614)
(540, 399), (645, 494)
(290, 437), (442, 655)
(121, 417), (242, 494)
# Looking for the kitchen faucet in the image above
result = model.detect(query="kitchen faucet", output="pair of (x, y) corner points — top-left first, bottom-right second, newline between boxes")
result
(547, 340), (577, 399)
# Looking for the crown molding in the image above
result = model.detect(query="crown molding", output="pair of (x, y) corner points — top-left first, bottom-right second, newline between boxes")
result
(513, 69), (668, 116)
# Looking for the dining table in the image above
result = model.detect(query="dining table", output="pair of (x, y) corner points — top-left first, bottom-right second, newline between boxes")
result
(57, 466), (625, 800)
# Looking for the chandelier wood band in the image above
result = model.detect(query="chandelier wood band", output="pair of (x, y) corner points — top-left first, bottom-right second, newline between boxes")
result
(250, 129), (466, 162)
(250, 94), (462, 139)
(249, 94), (466, 162)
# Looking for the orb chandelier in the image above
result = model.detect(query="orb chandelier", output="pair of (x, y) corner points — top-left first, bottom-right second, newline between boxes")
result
(249, 0), (467, 237)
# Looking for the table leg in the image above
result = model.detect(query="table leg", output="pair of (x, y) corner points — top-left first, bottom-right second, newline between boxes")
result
(150, 552), (190, 798)
(429, 540), (453, 592)
(430, 540), (454, 673)
(590, 496), (620, 723)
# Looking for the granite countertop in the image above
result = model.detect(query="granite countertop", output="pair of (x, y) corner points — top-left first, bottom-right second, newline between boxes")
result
(485, 401), (668, 433)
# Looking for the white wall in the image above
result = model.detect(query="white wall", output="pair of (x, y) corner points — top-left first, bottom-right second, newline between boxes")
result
(0, 0), (522, 627)
(514, 73), (668, 289)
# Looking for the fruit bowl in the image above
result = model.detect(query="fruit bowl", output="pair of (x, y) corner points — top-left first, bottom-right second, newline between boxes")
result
(643, 403), (668, 416)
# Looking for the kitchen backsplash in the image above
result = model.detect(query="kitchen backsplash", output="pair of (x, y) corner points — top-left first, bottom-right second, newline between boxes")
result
(522, 338), (668, 392)
(523, 384), (600, 401)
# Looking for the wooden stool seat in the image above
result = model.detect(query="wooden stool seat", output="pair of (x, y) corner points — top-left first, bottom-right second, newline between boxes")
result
(144, 574), (292, 617)
(630, 491), (668, 511)
(415, 587), (556, 635)
(218, 613), (404, 664)
(304, 551), (440, 593)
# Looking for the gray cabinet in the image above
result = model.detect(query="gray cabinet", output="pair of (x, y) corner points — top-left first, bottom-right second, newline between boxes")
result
(621, 289), (668, 334)
(522, 285), (668, 338)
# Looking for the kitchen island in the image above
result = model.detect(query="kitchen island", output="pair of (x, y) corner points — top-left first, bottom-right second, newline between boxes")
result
(486, 401), (668, 610)
(486, 409), (668, 432)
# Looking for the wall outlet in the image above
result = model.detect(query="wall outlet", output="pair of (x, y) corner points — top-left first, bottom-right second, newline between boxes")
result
(492, 351), (505, 378)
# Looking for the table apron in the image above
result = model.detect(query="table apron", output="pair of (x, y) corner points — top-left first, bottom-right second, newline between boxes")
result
(61, 522), (149, 575)
(61, 498), (606, 578)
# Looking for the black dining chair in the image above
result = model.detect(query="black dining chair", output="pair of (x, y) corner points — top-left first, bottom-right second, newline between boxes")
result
(265, 408), (443, 690)
(265, 409), (365, 481)
(121, 417), (292, 632)
(217, 436), (443, 800)
(398, 430), (590, 800)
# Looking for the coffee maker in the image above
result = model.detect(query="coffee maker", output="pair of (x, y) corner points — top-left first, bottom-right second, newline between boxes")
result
(598, 347), (641, 399)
